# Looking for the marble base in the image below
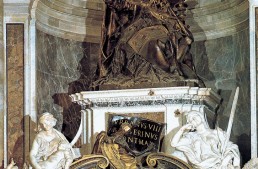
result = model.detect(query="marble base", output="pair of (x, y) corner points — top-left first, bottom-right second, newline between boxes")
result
(70, 86), (221, 155)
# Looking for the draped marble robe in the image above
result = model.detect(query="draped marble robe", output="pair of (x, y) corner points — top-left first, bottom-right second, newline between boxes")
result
(171, 111), (240, 169)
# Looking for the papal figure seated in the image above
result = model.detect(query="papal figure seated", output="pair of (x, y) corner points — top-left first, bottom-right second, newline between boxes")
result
(30, 112), (75, 169)
(171, 111), (240, 169)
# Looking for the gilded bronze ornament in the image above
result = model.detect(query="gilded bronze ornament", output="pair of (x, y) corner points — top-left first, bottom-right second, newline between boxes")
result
(70, 155), (109, 169)
(146, 152), (192, 169)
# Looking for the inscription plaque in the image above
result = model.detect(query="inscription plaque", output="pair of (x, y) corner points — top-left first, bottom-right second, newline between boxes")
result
(107, 114), (165, 153)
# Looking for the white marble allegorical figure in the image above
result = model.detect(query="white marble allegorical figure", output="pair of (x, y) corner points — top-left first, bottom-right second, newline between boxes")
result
(30, 112), (75, 169)
(171, 111), (240, 169)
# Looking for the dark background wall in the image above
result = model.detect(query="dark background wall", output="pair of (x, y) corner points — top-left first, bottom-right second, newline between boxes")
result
(192, 28), (250, 163)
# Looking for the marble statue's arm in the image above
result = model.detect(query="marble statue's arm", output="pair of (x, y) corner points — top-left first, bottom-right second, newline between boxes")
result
(221, 153), (234, 167)
(6, 158), (16, 169)
(30, 138), (42, 169)
(223, 141), (241, 167)
(64, 158), (73, 169)
(171, 124), (192, 147)
(63, 150), (74, 169)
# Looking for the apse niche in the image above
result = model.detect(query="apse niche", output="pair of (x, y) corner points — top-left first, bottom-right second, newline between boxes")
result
(35, 0), (250, 166)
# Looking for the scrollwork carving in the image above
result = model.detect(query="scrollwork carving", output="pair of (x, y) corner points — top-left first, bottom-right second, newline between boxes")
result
(70, 155), (109, 169)
(146, 152), (192, 169)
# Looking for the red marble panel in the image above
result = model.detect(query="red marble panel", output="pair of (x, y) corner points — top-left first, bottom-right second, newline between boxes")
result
(7, 24), (24, 168)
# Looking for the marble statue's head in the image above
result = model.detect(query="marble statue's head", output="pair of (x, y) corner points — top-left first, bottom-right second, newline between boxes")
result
(38, 112), (57, 131)
(185, 111), (209, 129)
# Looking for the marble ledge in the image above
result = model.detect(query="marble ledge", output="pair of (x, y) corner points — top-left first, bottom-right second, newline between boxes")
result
(36, 21), (101, 43)
(39, 0), (104, 16)
(54, 0), (104, 8)
(70, 87), (221, 111)
(4, 0), (29, 3)
(187, 0), (245, 16)
(37, 4), (103, 23)
(193, 19), (248, 41)
(71, 87), (206, 99)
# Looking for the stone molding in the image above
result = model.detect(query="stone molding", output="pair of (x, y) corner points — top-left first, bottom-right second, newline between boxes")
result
(187, 0), (249, 41)
(70, 87), (221, 154)
(70, 87), (221, 112)
(249, 0), (257, 159)
(34, 0), (248, 42)
(35, 0), (104, 43)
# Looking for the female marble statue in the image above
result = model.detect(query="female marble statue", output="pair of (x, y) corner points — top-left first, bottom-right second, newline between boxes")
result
(30, 112), (74, 169)
(171, 111), (240, 169)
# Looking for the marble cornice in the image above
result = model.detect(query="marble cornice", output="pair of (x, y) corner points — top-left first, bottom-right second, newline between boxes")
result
(54, 0), (105, 11)
(3, 0), (29, 3)
(39, 0), (104, 17)
(70, 87), (221, 112)
(35, 0), (104, 42)
(188, 0), (244, 15)
(4, 3), (29, 15)
(35, 20), (101, 43)
(187, 0), (249, 41)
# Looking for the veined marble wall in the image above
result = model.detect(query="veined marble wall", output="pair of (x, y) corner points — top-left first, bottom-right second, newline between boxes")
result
(191, 28), (250, 164)
(36, 30), (99, 142)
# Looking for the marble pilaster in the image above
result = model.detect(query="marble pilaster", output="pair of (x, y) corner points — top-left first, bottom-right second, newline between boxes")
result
(249, 0), (258, 159)
(6, 24), (24, 168)
(0, 0), (4, 168)
(3, 2), (33, 167)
